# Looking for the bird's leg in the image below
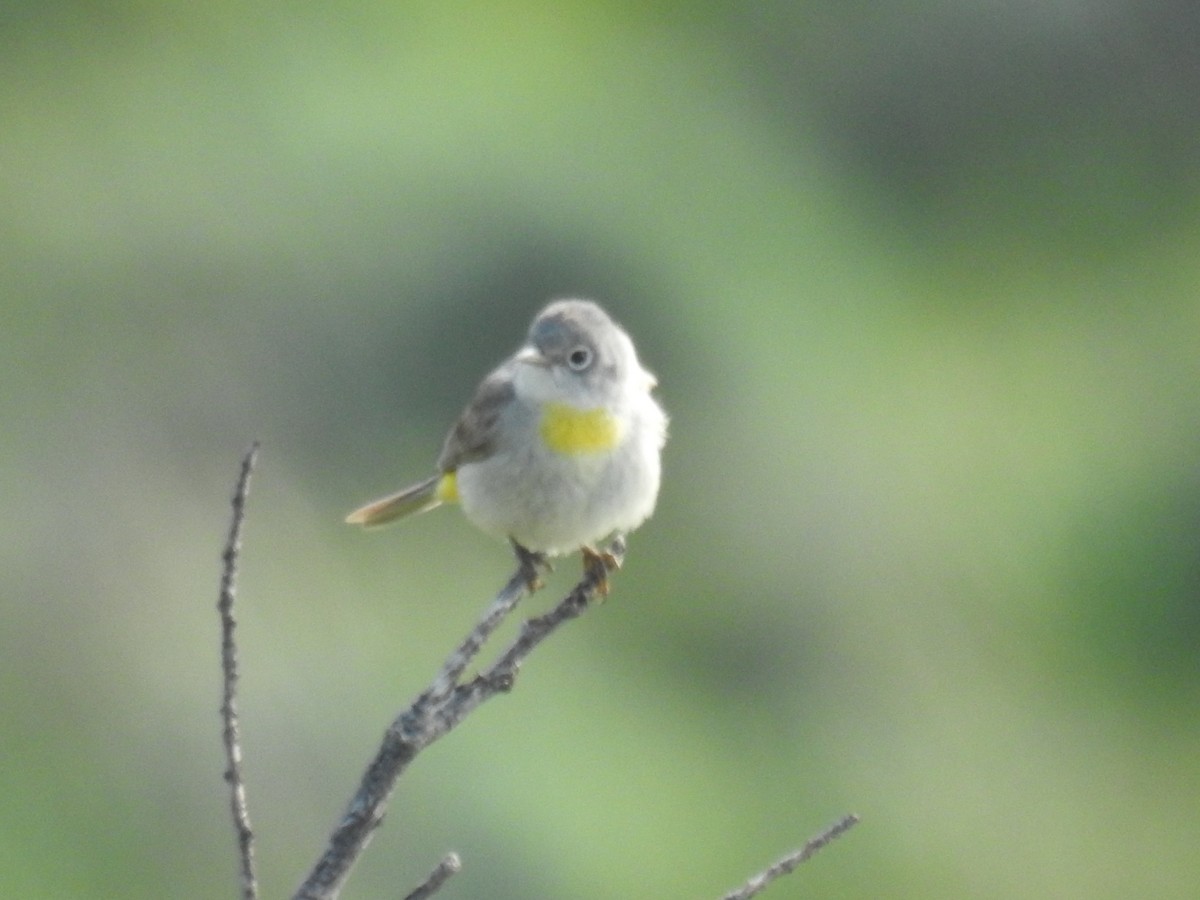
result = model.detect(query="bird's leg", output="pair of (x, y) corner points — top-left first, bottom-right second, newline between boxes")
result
(509, 538), (552, 592)
(607, 533), (627, 564)
(580, 538), (624, 598)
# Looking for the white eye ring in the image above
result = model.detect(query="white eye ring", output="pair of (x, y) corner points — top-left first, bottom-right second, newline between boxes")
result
(566, 345), (593, 371)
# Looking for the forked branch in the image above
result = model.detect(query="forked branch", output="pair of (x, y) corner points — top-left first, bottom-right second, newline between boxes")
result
(291, 543), (619, 899)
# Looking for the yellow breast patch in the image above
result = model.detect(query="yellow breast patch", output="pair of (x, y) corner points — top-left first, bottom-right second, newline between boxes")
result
(539, 402), (621, 454)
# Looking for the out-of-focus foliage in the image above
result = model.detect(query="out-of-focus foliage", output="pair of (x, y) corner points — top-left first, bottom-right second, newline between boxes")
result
(3, 3), (1198, 898)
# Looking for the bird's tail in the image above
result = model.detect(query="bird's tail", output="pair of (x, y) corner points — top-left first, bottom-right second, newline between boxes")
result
(345, 473), (445, 527)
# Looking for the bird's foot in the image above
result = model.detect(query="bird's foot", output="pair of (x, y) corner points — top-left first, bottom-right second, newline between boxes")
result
(510, 539), (552, 592)
(581, 541), (623, 598)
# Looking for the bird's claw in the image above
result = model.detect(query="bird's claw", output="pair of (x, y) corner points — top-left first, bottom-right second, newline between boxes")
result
(510, 539), (552, 591)
(581, 544), (622, 598)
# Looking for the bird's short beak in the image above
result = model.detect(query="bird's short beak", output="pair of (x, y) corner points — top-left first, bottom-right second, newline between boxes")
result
(514, 345), (549, 367)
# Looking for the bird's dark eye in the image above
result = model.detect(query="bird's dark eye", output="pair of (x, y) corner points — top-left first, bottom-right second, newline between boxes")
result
(566, 345), (593, 371)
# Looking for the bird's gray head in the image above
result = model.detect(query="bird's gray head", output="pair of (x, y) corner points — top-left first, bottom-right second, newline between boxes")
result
(521, 299), (649, 404)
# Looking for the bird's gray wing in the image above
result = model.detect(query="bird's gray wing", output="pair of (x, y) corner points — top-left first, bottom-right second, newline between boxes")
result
(436, 366), (517, 472)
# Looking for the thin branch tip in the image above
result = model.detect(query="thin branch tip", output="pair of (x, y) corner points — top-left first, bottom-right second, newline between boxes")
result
(402, 853), (462, 900)
(721, 813), (861, 900)
(218, 446), (261, 900)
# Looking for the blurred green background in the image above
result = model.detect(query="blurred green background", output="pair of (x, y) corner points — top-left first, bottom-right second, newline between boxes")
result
(4, 2), (1199, 898)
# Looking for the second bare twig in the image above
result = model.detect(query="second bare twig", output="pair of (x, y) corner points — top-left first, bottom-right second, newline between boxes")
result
(218, 441), (261, 900)
(720, 813), (861, 900)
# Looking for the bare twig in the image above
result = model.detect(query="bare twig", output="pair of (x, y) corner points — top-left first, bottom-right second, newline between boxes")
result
(720, 814), (861, 900)
(215, 453), (852, 899)
(218, 442), (261, 900)
(293, 542), (622, 900)
(402, 853), (462, 900)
